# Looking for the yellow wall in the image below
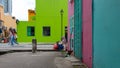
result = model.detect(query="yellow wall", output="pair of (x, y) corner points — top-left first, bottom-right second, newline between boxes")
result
(0, 5), (16, 30)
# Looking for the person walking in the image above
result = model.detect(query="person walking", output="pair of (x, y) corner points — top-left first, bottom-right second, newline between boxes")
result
(12, 29), (19, 45)
(8, 28), (12, 45)
(8, 28), (18, 46)
(13, 29), (18, 43)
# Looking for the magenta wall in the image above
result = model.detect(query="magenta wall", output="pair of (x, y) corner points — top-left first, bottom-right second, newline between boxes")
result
(82, 0), (92, 68)
(68, 0), (74, 50)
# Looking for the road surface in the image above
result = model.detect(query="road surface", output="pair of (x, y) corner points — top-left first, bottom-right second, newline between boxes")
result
(0, 52), (62, 68)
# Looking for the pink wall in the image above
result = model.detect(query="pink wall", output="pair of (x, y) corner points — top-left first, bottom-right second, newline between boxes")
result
(68, 0), (74, 50)
(68, 0), (92, 67)
(82, 0), (92, 68)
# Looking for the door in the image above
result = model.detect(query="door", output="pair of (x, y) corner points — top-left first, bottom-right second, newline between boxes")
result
(74, 0), (82, 59)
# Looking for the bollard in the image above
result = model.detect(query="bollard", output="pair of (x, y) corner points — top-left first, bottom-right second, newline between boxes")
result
(32, 39), (37, 53)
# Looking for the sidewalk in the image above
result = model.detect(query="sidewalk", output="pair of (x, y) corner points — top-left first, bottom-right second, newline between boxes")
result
(55, 57), (73, 68)
(0, 43), (88, 68)
(55, 54), (88, 68)
(0, 43), (54, 51)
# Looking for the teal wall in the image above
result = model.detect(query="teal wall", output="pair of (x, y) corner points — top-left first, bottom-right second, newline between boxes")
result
(93, 0), (120, 68)
(17, 0), (68, 43)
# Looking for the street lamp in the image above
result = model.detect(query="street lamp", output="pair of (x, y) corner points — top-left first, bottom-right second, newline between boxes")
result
(60, 9), (64, 40)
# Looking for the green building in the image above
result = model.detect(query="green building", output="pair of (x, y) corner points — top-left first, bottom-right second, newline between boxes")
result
(17, 0), (68, 43)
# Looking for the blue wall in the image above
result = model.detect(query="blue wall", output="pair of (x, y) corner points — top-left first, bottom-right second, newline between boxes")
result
(93, 0), (120, 68)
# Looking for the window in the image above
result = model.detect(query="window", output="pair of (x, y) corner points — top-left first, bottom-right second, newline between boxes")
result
(27, 26), (35, 36)
(43, 27), (50, 36)
(4, 0), (9, 13)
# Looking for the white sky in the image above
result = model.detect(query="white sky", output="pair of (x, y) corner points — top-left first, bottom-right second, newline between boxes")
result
(12, 0), (35, 21)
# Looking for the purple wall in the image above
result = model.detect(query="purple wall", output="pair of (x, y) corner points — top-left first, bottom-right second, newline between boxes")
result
(68, 0), (74, 50)
(82, 0), (92, 68)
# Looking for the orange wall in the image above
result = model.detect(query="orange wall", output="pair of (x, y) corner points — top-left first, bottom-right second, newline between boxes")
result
(0, 5), (5, 22)
(0, 5), (16, 30)
(28, 9), (35, 21)
(4, 14), (16, 29)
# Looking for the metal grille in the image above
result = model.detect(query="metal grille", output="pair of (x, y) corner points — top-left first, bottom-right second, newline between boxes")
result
(74, 0), (82, 59)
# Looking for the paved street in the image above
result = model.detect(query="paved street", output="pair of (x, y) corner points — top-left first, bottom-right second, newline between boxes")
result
(0, 43), (54, 51)
(0, 52), (62, 68)
(0, 43), (81, 68)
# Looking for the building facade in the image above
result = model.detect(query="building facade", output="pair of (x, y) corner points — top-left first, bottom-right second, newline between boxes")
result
(68, 0), (120, 68)
(82, 0), (92, 67)
(0, 5), (16, 30)
(0, 5), (16, 42)
(69, 0), (93, 67)
(68, 0), (92, 68)
(93, 0), (120, 68)
(17, 0), (68, 43)
(28, 9), (36, 21)
(0, 0), (12, 15)
(73, 0), (82, 60)
(68, 0), (74, 51)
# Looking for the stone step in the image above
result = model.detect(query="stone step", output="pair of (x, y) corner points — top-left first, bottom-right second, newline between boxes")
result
(65, 56), (81, 63)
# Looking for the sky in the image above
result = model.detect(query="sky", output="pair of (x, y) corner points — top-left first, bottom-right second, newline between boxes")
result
(12, 0), (35, 21)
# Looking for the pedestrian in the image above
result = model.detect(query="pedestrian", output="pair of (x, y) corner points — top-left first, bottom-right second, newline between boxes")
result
(3, 27), (8, 43)
(61, 37), (67, 50)
(12, 29), (19, 45)
(8, 28), (18, 46)
(53, 41), (59, 50)
(13, 29), (18, 42)
(0, 28), (2, 43)
(8, 28), (12, 45)
(58, 41), (64, 51)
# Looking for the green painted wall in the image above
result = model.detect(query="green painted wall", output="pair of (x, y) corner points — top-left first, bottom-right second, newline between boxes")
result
(17, 0), (68, 43)
(17, 21), (36, 42)
(36, 0), (68, 42)
(93, 0), (120, 68)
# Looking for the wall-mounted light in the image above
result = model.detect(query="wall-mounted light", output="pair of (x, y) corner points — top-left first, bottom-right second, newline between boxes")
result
(16, 19), (19, 24)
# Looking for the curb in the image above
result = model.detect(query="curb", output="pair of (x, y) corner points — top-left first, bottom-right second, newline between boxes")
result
(0, 49), (59, 56)
(0, 50), (13, 55)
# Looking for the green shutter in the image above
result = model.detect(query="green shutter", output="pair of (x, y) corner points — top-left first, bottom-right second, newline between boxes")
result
(27, 27), (31, 36)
